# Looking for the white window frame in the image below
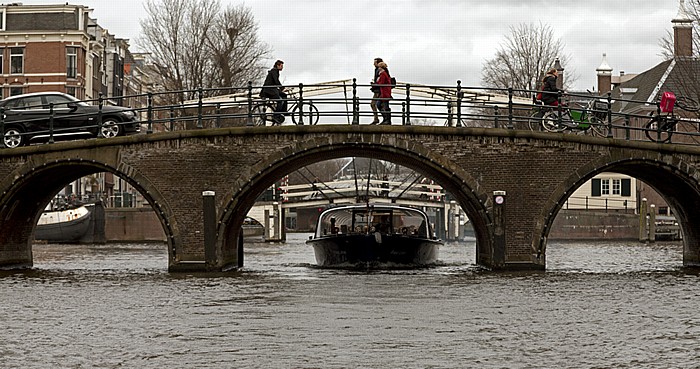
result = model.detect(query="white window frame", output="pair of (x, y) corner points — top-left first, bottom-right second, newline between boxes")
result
(10, 47), (24, 74)
(66, 47), (78, 78)
(600, 179), (610, 195)
(612, 179), (621, 195)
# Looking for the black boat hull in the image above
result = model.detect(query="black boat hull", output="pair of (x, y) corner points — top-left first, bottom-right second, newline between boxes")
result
(308, 233), (440, 266)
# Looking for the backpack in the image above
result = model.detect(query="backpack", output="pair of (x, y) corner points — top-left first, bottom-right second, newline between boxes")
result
(536, 81), (545, 100)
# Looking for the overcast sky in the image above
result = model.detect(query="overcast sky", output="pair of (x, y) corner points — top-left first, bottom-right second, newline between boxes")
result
(17, 0), (682, 90)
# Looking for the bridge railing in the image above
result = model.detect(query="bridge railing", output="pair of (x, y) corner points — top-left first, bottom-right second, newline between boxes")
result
(2, 81), (700, 148)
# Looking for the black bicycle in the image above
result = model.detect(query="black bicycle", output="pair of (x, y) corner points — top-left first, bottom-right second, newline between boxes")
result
(645, 95), (700, 143)
(528, 96), (607, 137)
(251, 92), (320, 126)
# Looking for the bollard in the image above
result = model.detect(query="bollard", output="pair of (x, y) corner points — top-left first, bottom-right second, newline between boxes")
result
(48, 103), (55, 144)
(649, 204), (656, 243)
(247, 81), (254, 126)
(352, 78), (359, 125)
(493, 191), (506, 267)
(639, 198), (647, 242)
(202, 191), (217, 268)
(456, 80), (463, 127)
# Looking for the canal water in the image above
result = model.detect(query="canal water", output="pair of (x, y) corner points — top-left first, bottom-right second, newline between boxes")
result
(1, 234), (698, 368)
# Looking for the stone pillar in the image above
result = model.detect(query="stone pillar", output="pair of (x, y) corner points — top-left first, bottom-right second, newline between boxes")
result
(649, 204), (656, 243)
(202, 191), (217, 268)
(639, 198), (648, 242)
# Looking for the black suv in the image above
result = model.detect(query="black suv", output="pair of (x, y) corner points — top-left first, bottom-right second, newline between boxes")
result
(1, 92), (141, 148)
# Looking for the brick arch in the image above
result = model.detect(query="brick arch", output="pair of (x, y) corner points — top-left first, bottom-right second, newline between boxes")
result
(0, 159), (177, 269)
(536, 153), (700, 267)
(218, 136), (494, 267)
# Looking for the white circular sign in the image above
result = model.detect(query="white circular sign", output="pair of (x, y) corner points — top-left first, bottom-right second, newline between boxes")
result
(495, 196), (504, 205)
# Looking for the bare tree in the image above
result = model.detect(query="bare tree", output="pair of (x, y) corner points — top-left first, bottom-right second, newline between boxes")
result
(138, 0), (270, 102)
(481, 23), (575, 97)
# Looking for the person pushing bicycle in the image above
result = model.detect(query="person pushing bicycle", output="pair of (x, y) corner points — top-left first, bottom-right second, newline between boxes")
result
(260, 60), (288, 124)
(537, 68), (576, 128)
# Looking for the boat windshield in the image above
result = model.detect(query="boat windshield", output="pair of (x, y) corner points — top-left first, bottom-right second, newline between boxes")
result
(315, 207), (431, 238)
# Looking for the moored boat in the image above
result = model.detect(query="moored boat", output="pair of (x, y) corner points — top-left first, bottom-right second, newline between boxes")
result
(35, 204), (94, 243)
(307, 204), (442, 267)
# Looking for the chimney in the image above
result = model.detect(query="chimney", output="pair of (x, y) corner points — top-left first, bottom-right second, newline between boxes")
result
(596, 53), (613, 94)
(672, 0), (694, 57)
(553, 58), (564, 90)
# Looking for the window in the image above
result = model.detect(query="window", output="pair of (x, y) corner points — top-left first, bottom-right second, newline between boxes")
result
(66, 47), (78, 78)
(10, 86), (24, 96)
(0, 9), (4, 31)
(612, 179), (621, 195)
(591, 177), (632, 197)
(10, 47), (24, 74)
(601, 179), (610, 195)
(0, 48), (4, 74)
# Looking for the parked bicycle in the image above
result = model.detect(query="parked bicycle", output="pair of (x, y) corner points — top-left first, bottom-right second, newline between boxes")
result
(528, 92), (607, 137)
(251, 92), (320, 126)
(645, 95), (699, 143)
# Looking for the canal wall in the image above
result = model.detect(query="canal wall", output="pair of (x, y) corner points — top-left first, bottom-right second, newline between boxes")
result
(104, 208), (640, 242)
(105, 208), (166, 242)
(549, 210), (639, 240)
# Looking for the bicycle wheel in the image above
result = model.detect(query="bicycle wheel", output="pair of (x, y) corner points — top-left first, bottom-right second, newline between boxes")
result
(675, 96), (700, 112)
(586, 115), (607, 137)
(290, 103), (320, 125)
(251, 103), (274, 126)
(527, 109), (545, 131)
(541, 111), (565, 132)
(645, 118), (673, 143)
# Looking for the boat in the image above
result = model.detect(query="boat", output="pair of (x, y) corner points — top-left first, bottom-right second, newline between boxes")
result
(35, 203), (94, 243)
(307, 203), (442, 267)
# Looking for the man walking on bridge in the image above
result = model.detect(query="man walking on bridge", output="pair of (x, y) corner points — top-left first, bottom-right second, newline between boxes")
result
(261, 60), (288, 124)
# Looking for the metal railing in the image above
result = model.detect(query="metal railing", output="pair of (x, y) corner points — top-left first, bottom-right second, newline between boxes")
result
(1, 80), (699, 148)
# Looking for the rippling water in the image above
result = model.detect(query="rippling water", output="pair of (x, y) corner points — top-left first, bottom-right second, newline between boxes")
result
(1, 234), (699, 368)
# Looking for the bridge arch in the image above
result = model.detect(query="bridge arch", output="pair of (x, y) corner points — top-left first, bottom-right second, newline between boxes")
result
(537, 154), (700, 267)
(0, 157), (177, 269)
(218, 135), (495, 267)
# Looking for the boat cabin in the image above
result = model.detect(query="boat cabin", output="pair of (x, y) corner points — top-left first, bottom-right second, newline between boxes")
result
(314, 205), (432, 239)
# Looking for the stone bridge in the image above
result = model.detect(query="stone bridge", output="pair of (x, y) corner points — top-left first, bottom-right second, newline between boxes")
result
(2, 125), (700, 272)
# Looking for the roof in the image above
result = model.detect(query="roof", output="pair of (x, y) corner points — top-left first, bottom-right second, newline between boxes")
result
(611, 57), (700, 114)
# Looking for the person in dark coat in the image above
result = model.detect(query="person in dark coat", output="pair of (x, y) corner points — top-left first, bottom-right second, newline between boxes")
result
(376, 61), (393, 125)
(260, 60), (287, 123)
(370, 57), (383, 124)
(540, 68), (560, 106)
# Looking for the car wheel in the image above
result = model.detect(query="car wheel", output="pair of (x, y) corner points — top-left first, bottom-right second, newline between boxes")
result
(3, 127), (25, 149)
(100, 119), (122, 138)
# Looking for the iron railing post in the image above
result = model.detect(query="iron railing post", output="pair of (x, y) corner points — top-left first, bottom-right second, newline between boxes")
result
(48, 103), (55, 144)
(147, 92), (153, 134)
(494, 106), (500, 128)
(169, 105), (175, 131)
(507, 87), (514, 129)
(215, 103), (221, 128)
(247, 81), (253, 126)
(557, 90), (563, 127)
(624, 115), (630, 141)
(404, 83), (411, 125)
(297, 83), (304, 125)
(456, 80), (463, 127)
(0, 107), (4, 148)
(98, 92), (104, 137)
(606, 92), (613, 138)
(401, 102), (406, 125)
(446, 101), (453, 127)
(351, 78), (359, 125)
(197, 87), (203, 129)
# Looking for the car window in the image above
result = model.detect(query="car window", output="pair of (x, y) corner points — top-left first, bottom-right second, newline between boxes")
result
(6, 96), (43, 110)
(44, 95), (75, 109)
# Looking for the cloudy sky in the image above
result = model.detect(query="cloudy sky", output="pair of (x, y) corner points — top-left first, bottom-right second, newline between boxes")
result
(17, 0), (682, 90)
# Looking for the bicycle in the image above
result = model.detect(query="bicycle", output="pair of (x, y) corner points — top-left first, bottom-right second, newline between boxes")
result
(251, 92), (320, 126)
(644, 95), (699, 143)
(528, 95), (607, 137)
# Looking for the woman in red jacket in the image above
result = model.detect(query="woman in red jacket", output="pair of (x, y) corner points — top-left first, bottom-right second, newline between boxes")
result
(376, 61), (393, 124)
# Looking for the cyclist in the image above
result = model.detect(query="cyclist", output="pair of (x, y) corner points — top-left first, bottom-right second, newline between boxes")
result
(260, 60), (288, 124)
(538, 68), (576, 128)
